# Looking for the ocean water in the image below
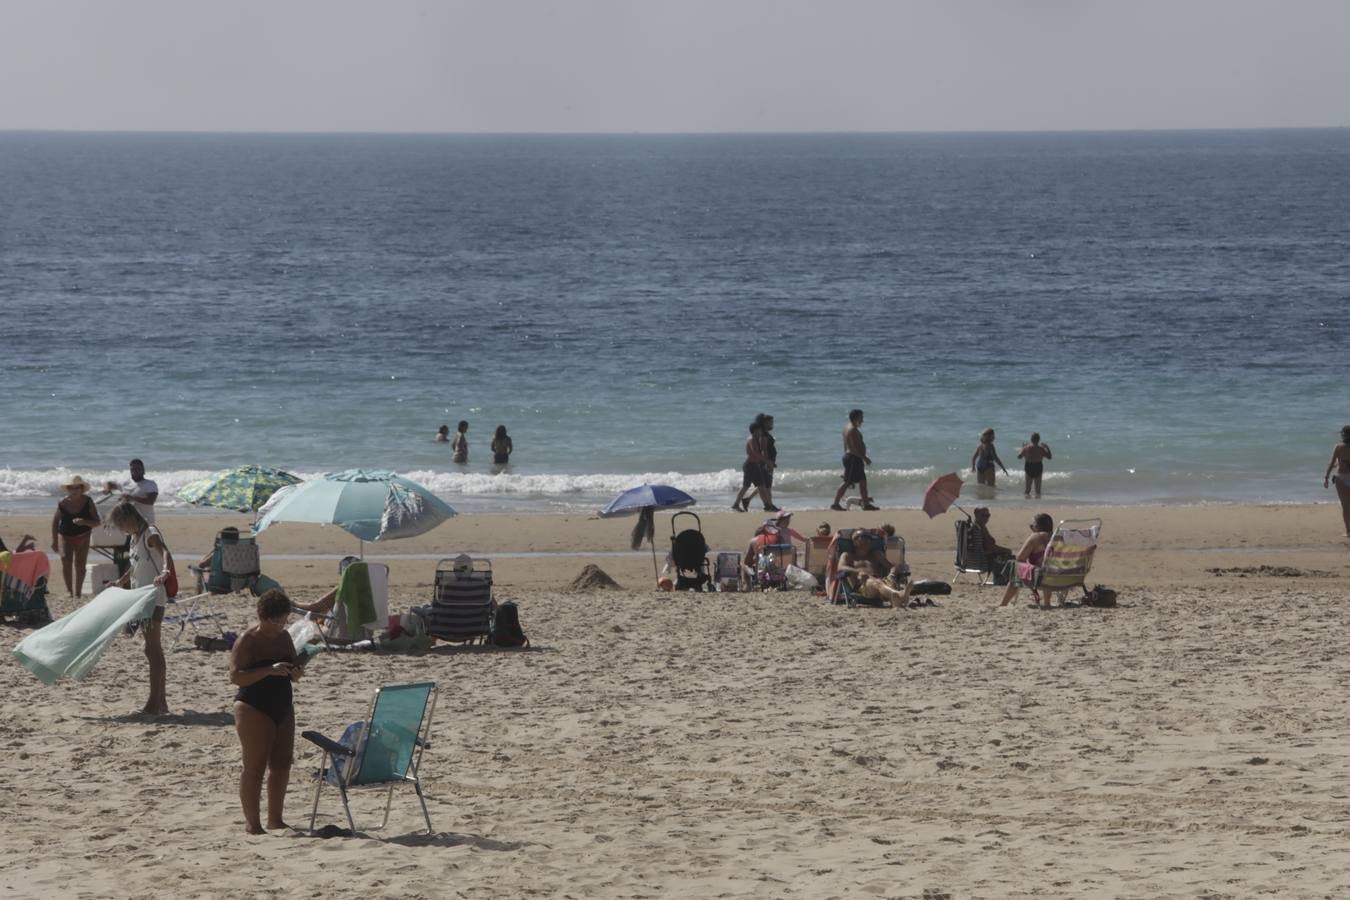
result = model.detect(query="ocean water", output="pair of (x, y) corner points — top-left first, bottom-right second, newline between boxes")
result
(2, 129), (1347, 515)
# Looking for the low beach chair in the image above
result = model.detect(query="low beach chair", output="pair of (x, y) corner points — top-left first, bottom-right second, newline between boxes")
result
(0, 550), (53, 628)
(1015, 518), (1102, 605)
(303, 681), (438, 835)
(803, 536), (831, 591)
(953, 517), (994, 585)
(416, 555), (495, 644)
(713, 552), (741, 591)
(172, 530), (276, 645)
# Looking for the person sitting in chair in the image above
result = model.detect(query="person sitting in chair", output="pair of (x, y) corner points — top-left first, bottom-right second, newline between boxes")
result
(837, 531), (911, 608)
(998, 513), (1055, 609)
(973, 507), (1014, 570)
(740, 510), (806, 589)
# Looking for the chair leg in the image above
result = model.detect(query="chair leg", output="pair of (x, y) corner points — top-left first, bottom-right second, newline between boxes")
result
(308, 755), (327, 833)
(414, 780), (433, 834)
(379, 784), (395, 831)
(335, 778), (357, 833)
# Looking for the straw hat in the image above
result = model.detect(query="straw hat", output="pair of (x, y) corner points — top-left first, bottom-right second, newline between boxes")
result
(62, 475), (90, 492)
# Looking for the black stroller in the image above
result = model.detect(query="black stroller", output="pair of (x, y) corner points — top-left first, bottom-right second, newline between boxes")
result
(669, 511), (712, 591)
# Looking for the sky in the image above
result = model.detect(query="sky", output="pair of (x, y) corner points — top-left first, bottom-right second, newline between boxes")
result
(1, 0), (1348, 133)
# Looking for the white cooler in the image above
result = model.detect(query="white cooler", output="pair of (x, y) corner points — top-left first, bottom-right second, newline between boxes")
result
(86, 562), (120, 594)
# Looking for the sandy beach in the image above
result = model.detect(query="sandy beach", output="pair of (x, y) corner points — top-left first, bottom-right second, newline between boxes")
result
(2, 503), (1349, 898)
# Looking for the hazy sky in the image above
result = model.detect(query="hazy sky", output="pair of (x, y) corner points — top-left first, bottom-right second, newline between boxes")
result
(2, 0), (1347, 133)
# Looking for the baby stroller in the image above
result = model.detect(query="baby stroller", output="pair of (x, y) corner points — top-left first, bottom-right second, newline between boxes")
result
(669, 511), (711, 592)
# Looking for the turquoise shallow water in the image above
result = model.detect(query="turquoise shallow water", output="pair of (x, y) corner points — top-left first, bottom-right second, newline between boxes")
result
(2, 130), (1347, 514)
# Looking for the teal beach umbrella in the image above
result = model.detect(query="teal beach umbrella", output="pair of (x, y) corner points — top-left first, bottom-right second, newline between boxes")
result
(176, 464), (302, 514)
(253, 469), (457, 554)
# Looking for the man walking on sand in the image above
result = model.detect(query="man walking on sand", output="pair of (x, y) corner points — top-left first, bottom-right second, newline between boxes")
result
(831, 409), (879, 511)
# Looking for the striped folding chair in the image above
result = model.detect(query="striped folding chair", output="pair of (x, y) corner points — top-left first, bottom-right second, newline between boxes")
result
(1023, 519), (1102, 605)
(416, 555), (494, 644)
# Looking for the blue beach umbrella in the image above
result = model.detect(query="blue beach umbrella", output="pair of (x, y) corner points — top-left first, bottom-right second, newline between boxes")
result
(254, 469), (457, 555)
(599, 484), (696, 518)
(599, 483), (697, 579)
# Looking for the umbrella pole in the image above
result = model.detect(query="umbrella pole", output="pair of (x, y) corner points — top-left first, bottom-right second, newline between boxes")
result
(650, 541), (659, 582)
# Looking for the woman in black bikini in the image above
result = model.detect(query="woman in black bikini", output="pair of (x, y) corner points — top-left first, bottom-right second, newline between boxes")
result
(230, 588), (304, 834)
(50, 475), (100, 598)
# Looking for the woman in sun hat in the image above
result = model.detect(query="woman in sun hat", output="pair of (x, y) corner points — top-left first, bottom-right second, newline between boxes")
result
(50, 475), (100, 598)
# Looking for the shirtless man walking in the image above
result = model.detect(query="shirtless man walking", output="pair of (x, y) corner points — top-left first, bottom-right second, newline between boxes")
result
(831, 409), (879, 511)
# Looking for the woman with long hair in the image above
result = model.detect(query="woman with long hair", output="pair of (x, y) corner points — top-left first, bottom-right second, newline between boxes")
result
(110, 501), (174, 714)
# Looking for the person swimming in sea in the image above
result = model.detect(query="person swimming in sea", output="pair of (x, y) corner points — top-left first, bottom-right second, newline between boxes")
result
(434, 424), (450, 443)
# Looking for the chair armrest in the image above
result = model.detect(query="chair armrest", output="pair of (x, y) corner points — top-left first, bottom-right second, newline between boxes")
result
(301, 730), (355, 756)
(187, 564), (206, 575)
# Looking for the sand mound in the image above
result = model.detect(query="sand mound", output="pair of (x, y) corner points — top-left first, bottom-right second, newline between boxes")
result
(568, 564), (621, 592)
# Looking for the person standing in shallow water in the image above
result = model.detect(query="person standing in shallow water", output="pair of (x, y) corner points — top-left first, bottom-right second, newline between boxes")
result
(491, 425), (513, 467)
(434, 424), (450, 443)
(451, 420), (469, 464)
(1324, 425), (1350, 538)
(971, 428), (1009, 488)
(1018, 432), (1053, 498)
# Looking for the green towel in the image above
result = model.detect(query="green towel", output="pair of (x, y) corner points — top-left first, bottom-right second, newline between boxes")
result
(13, 585), (160, 685)
(336, 561), (377, 637)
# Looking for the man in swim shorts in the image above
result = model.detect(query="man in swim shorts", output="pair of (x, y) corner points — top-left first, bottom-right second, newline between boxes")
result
(831, 409), (879, 511)
(1018, 433), (1052, 498)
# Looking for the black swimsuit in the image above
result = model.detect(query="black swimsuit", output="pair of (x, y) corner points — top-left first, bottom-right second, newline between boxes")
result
(236, 658), (294, 725)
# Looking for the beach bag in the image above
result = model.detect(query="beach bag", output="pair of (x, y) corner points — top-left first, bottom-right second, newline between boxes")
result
(489, 601), (529, 648)
(909, 579), (951, 596)
(784, 564), (817, 591)
(1084, 585), (1117, 608)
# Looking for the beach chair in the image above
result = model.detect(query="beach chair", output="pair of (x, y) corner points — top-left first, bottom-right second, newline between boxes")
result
(669, 511), (711, 592)
(803, 536), (831, 591)
(1015, 519), (1102, 605)
(953, 517), (995, 585)
(748, 541), (796, 591)
(303, 682), (438, 835)
(171, 530), (276, 645)
(826, 529), (907, 608)
(0, 550), (53, 628)
(713, 552), (741, 592)
(416, 555), (495, 644)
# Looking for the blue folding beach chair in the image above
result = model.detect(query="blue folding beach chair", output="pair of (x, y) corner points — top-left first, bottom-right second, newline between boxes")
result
(303, 682), (438, 835)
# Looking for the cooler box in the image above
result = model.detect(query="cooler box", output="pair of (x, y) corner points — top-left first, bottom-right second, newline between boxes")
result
(86, 562), (120, 594)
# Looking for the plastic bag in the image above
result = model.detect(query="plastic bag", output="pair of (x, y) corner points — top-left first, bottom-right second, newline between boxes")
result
(288, 615), (322, 654)
(784, 564), (818, 591)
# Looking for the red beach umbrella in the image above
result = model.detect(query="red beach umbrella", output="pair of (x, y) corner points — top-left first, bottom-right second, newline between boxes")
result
(922, 472), (966, 519)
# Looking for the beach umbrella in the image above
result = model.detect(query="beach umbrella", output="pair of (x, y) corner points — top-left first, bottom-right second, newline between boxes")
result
(176, 465), (302, 514)
(922, 472), (967, 519)
(598, 484), (697, 580)
(254, 468), (457, 555)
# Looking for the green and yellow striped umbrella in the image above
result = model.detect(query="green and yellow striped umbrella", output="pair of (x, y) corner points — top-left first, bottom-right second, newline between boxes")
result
(177, 465), (302, 513)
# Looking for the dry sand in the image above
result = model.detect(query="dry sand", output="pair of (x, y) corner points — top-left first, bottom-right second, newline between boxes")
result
(2, 504), (1349, 898)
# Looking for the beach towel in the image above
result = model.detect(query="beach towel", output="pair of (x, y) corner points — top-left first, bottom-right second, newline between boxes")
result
(1, 550), (52, 621)
(336, 561), (377, 638)
(13, 585), (160, 685)
(824, 534), (843, 603)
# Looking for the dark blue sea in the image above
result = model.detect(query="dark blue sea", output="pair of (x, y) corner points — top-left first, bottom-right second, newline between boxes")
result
(2, 129), (1347, 512)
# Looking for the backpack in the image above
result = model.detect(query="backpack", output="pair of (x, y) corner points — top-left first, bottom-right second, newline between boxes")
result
(489, 601), (529, 648)
(1084, 585), (1117, 608)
